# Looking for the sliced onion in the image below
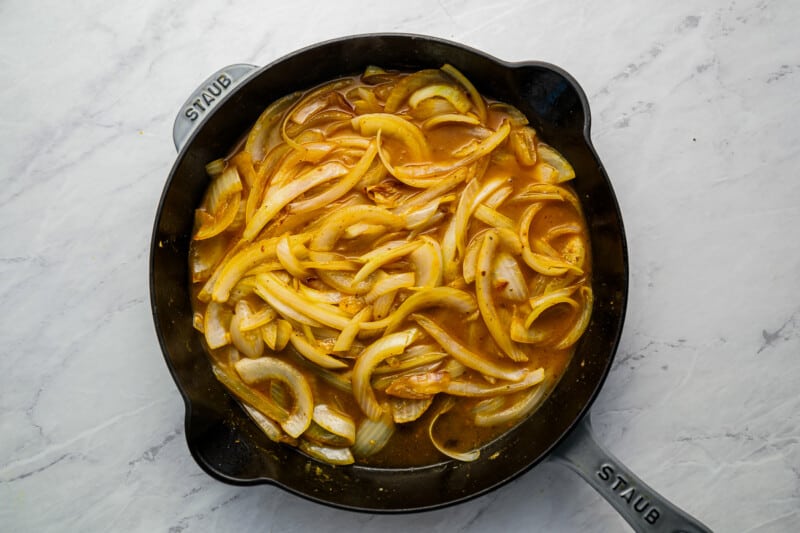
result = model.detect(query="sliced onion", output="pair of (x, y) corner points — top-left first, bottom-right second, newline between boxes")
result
(275, 233), (309, 279)
(203, 301), (231, 349)
(289, 141), (378, 214)
(510, 126), (538, 167)
(244, 161), (348, 240)
(289, 331), (348, 370)
(390, 397), (433, 423)
(366, 286), (478, 334)
(475, 231), (528, 361)
(408, 84), (471, 113)
(242, 403), (296, 445)
(428, 397), (480, 462)
(310, 205), (404, 251)
(235, 357), (313, 438)
(309, 404), (356, 446)
(518, 203), (583, 276)
(364, 272), (414, 303)
(554, 286), (593, 349)
(299, 440), (354, 465)
(230, 301), (265, 358)
(423, 113), (481, 129)
(194, 167), (243, 240)
(474, 384), (547, 427)
(352, 330), (417, 419)
(352, 239), (422, 284)
(212, 363), (289, 425)
(409, 236), (443, 288)
(493, 252), (529, 301)
(473, 204), (514, 230)
(351, 113), (430, 161)
(255, 272), (351, 330)
(384, 69), (445, 113)
(445, 367), (544, 397)
(524, 286), (580, 329)
(537, 143), (575, 182)
(352, 408), (395, 457)
(441, 64), (487, 123)
(385, 370), (451, 398)
(373, 344), (448, 375)
(412, 314), (527, 381)
(391, 121), (511, 180)
(333, 307), (372, 352)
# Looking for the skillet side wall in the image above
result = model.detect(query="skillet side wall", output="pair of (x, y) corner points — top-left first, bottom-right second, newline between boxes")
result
(150, 34), (628, 512)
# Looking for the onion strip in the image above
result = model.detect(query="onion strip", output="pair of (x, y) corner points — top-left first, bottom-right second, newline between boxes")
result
(412, 314), (527, 381)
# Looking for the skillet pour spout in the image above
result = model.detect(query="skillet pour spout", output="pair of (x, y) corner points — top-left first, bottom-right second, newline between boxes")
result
(150, 33), (711, 529)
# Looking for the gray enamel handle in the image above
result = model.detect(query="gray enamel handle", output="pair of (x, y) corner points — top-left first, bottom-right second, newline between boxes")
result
(550, 416), (713, 533)
(172, 63), (258, 152)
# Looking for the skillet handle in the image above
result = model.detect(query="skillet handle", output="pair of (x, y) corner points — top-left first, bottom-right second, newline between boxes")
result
(172, 64), (258, 152)
(550, 416), (712, 533)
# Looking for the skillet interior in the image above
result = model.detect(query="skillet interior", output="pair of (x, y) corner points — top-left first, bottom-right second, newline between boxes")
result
(150, 34), (628, 512)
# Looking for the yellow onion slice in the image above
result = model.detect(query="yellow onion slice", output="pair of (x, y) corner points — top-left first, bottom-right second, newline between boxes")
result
(428, 397), (480, 462)
(524, 286), (580, 329)
(288, 331), (348, 370)
(242, 403), (297, 445)
(441, 64), (486, 123)
(518, 203), (583, 276)
(554, 286), (593, 349)
(385, 370), (451, 399)
(392, 121), (510, 180)
(310, 205), (404, 251)
(244, 161), (348, 240)
(352, 408), (395, 457)
(275, 233), (309, 279)
(493, 252), (529, 302)
(364, 272), (415, 303)
(352, 239), (422, 284)
(423, 113), (481, 130)
(390, 397), (433, 423)
(230, 301), (265, 358)
(194, 167), (243, 240)
(212, 363), (289, 426)
(333, 307), (372, 352)
(384, 69), (445, 112)
(310, 404), (356, 446)
(409, 236), (443, 288)
(255, 272), (351, 330)
(351, 113), (430, 161)
(210, 232), (311, 302)
(412, 314), (526, 381)
(245, 91), (302, 162)
(510, 126), (538, 167)
(299, 440), (354, 465)
(445, 367), (544, 397)
(473, 203), (514, 230)
(235, 357), (313, 438)
(475, 231), (528, 361)
(203, 301), (231, 349)
(536, 143), (575, 182)
(288, 141), (378, 214)
(474, 383), (547, 427)
(352, 330), (417, 420)
(189, 236), (228, 283)
(408, 84), (471, 113)
(367, 286), (478, 334)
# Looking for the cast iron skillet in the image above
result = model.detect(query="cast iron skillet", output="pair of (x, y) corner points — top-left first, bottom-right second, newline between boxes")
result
(150, 34), (711, 531)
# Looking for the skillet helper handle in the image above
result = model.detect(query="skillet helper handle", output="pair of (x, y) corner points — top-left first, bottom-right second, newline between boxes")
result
(551, 416), (712, 533)
(172, 64), (258, 152)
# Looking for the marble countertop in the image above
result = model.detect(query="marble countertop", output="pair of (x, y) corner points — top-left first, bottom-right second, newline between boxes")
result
(2, 0), (798, 531)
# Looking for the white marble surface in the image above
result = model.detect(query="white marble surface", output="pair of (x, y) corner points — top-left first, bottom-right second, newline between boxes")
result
(1, 0), (798, 531)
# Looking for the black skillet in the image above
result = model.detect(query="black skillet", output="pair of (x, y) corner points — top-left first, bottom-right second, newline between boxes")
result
(150, 34), (711, 532)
